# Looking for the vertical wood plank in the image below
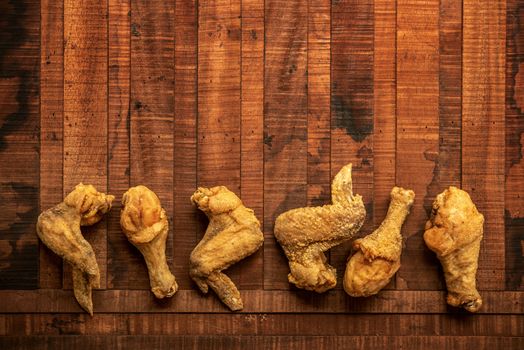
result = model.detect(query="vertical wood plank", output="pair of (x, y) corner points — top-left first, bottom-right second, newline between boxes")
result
(263, 0), (308, 290)
(239, 0), (265, 289)
(130, 0), (175, 289)
(0, 0), (40, 289)
(107, 0), (132, 289)
(307, 0), (331, 213)
(173, 0), (198, 290)
(372, 0), (396, 289)
(395, 0), (440, 290)
(330, 0), (374, 285)
(63, 0), (108, 289)
(505, 0), (524, 290)
(197, 0), (242, 284)
(40, 0), (64, 289)
(462, 0), (506, 290)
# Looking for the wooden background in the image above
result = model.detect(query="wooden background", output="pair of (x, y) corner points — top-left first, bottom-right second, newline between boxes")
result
(0, 0), (523, 348)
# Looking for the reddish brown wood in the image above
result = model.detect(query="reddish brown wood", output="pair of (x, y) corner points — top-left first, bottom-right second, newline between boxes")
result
(330, 0), (374, 285)
(62, 0), (108, 289)
(263, 0), (308, 290)
(505, 0), (524, 291)
(0, 0), (40, 290)
(0, 290), (522, 314)
(395, 0), (440, 290)
(462, 0), (506, 291)
(106, 0), (132, 290)
(129, 0), (175, 290)
(173, 0), (198, 290)
(197, 0), (242, 286)
(239, 0), (265, 289)
(39, 0), (64, 289)
(2, 313), (523, 336)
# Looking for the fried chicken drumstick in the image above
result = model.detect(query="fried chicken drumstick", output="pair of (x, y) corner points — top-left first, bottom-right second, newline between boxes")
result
(190, 186), (264, 311)
(36, 183), (114, 315)
(344, 187), (415, 297)
(120, 185), (178, 299)
(423, 186), (484, 312)
(274, 163), (366, 292)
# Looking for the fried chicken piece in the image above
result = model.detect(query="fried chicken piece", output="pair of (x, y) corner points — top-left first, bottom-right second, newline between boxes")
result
(274, 163), (366, 292)
(36, 183), (114, 315)
(344, 187), (415, 297)
(190, 186), (264, 311)
(423, 186), (484, 312)
(120, 185), (178, 299)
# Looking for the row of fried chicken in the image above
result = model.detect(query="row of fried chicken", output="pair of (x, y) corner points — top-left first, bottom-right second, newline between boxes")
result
(36, 163), (484, 315)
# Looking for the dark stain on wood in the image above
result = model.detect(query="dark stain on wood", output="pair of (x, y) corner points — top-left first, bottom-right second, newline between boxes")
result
(331, 94), (373, 143)
(505, 213), (524, 290)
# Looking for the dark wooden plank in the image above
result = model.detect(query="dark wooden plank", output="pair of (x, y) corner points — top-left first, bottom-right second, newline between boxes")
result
(0, 290), (522, 314)
(173, 0), (198, 290)
(39, 0), (64, 289)
(239, 1), (265, 289)
(106, 0), (132, 289)
(2, 313), (524, 336)
(263, 0), (308, 290)
(62, 0), (108, 289)
(2, 313), (523, 336)
(129, 0), (175, 289)
(395, 0), (440, 290)
(1, 336), (523, 350)
(0, 0), (40, 289)
(462, 0), (506, 290)
(197, 0), (242, 286)
(372, 0), (396, 290)
(330, 0), (374, 285)
(505, 0), (524, 291)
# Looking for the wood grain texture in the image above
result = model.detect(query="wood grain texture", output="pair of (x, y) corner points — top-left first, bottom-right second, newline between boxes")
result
(263, 0), (308, 290)
(372, 0), (396, 290)
(462, 0), (506, 291)
(0, 0), (521, 345)
(0, 290), (522, 314)
(107, 0), (132, 290)
(330, 0), (374, 284)
(240, 0), (265, 289)
(39, 0), (64, 289)
(505, 0), (524, 291)
(129, 0), (175, 289)
(0, 0), (40, 289)
(1, 313), (523, 336)
(396, 0), (440, 290)
(1, 335), (523, 350)
(173, 0), (198, 290)
(63, 0), (108, 289)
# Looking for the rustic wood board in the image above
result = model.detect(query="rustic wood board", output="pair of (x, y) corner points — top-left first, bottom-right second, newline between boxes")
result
(0, 0), (523, 348)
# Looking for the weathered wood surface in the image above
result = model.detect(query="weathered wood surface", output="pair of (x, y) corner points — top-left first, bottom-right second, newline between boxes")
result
(0, 0), (522, 347)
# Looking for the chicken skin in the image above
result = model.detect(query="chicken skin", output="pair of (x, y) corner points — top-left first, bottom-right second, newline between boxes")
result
(36, 183), (114, 315)
(423, 186), (484, 312)
(274, 163), (366, 292)
(120, 185), (178, 299)
(190, 186), (264, 311)
(344, 187), (415, 297)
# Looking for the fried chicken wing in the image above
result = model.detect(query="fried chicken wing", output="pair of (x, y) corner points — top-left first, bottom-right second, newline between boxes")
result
(189, 186), (264, 311)
(423, 186), (484, 312)
(36, 183), (114, 315)
(120, 185), (178, 299)
(274, 164), (366, 292)
(344, 187), (415, 297)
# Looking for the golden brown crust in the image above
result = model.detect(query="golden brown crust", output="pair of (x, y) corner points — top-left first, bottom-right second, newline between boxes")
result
(120, 185), (178, 299)
(344, 187), (415, 297)
(189, 186), (264, 311)
(36, 183), (114, 315)
(274, 164), (366, 293)
(423, 186), (484, 312)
